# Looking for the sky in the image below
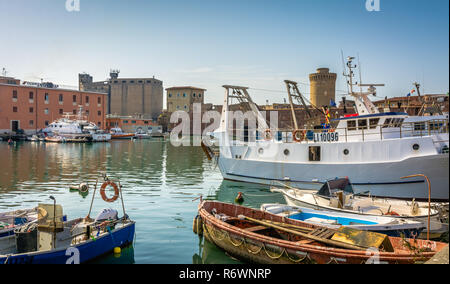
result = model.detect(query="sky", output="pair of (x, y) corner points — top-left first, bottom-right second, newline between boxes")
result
(0, 0), (448, 107)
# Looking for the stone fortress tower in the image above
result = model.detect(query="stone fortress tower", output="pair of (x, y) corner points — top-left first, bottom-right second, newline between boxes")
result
(309, 68), (337, 108)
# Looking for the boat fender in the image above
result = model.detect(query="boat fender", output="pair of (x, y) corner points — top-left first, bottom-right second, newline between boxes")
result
(100, 181), (120, 203)
(79, 183), (89, 194)
(385, 211), (400, 217)
(193, 215), (203, 236)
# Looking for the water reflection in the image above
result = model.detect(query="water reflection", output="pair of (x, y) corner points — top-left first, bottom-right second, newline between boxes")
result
(1, 140), (284, 264)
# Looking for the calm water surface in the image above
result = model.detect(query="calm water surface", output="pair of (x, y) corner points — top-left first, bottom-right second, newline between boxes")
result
(0, 140), (284, 264)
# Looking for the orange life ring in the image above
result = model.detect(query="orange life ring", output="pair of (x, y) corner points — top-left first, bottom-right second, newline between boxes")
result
(100, 181), (120, 203)
(293, 130), (305, 143)
(264, 129), (273, 141)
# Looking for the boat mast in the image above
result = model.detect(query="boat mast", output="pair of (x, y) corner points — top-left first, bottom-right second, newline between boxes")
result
(344, 56), (383, 115)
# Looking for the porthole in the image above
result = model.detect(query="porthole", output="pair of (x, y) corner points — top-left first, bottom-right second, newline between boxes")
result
(284, 149), (290, 156)
(258, 148), (264, 155)
(413, 144), (420, 151)
(343, 149), (349, 155)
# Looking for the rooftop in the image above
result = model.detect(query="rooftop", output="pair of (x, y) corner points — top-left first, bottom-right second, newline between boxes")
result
(166, 86), (207, 91)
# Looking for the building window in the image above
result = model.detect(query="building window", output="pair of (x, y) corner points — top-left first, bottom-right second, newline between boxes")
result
(85, 96), (89, 103)
(193, 93), (196, 97)
(44, 108), (49, 115)
(12, 90), (18, 99)
(184, 105), (187, 109)
(124, 120), (128, 124)
(59, 109), (63, 115)
(130, 80), (135, 83)
(29, 92), (34, 100)
(59, 94), (63, 102)
(45, 121), (49, 126)
(183, 93), (186, 97)
(199, 94), (202, 98)
(73, 110), (76, 114)
(144, 121), (149, 124)
(98, 122), (101, 126)
(132, 121), (136, 124)
(44, 93), (49, 101)
(29, 120), (34, 126)
(98, 111), (101, 116)
(29, 107), (34, 113)
(73, 95), (77, 103)
(98, 97), (101, 104)
(13, 107), (18, 112)
(86, 110), (89, 116)
(169, 93), (172, 98)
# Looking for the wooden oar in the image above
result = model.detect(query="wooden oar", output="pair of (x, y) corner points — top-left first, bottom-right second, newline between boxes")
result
(263, 219), (315, 233)
(238, 215), (368, 251)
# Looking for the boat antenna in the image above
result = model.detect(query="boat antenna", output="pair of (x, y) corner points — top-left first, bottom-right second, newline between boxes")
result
(357, 53), (363, 93)
(341, 50), (350, 95)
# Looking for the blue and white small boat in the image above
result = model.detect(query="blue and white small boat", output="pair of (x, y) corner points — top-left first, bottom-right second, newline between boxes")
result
(261, 204), (426, 238)
(0, 175), (136, 264)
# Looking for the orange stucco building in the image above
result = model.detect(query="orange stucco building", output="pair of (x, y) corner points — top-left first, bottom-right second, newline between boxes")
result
(0, 77), (107, 134)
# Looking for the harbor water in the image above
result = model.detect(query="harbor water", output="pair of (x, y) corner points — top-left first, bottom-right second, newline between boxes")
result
(0, 140), (285, 264)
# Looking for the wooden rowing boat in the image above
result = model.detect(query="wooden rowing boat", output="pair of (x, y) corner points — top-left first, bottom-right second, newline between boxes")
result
(197, 201), (447, 264)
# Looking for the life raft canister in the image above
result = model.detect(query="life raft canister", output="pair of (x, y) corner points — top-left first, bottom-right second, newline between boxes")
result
(293, 130), (306, 142)
(100, 181), (120, 203)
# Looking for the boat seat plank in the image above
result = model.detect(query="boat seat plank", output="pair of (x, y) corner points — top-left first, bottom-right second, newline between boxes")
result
(244, 225), (268, 232)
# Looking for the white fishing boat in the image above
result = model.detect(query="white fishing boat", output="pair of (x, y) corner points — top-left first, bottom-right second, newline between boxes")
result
(271, 178), (448, 238)
(211, 57), (449, 200)
(260, 204), (425, 238)
(134, 129), (151, 139)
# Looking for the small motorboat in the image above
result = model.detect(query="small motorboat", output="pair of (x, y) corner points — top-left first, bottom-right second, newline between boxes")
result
(271, 178), (449, 239)
(134, 130), (151, 139)
(260, 204), (425, 238)
(195, 200), (448, 264)
(110, 128), (135, 140)
(0, 175), (135, 264)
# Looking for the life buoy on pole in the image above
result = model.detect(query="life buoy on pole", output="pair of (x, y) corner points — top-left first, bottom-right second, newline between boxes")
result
(293, 130), (305, 142)
(100, 181), (120, 203)
(264, 129), (273, 141)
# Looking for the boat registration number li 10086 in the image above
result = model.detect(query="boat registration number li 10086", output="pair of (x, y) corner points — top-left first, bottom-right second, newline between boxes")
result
(313, 132), (339, 143)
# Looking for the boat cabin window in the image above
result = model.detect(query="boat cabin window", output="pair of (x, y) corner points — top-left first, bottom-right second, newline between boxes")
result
(414, 122), (426, 131)
(382, 118), (392, 128)
(358, 119), (368, 130)
(309, 146), (321, 162)
(392, 118), (404, 128)
(369, 118), (380, 129)
(347, 120), (357, 131)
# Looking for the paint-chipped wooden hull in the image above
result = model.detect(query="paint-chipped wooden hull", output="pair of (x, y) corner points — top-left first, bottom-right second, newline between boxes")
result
(198, 201), (447, 264)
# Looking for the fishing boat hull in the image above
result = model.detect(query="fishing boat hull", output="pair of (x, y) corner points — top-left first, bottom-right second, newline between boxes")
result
(0, 222), (135, 264)
(260, 204), (425, 238)
(276, 188), (447, 238)
(218, 152), (449, 201)
(198, 201), (446, 264)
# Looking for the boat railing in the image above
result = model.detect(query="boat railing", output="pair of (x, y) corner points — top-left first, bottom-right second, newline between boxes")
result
(226, 119), (449, 144)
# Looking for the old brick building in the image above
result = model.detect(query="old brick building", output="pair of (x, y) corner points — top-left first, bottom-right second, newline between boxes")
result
(0, 76), (107, 134)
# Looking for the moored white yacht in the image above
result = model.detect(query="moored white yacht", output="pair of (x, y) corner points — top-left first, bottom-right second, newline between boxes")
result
(211, 57), (449, 201)
(42, 106), (111, 142)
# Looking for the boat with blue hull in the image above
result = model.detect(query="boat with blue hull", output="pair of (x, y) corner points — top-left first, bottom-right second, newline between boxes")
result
(0, 220), (135, 264)
(0, 175), (136, 264)
(261, 204), (425, 238)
